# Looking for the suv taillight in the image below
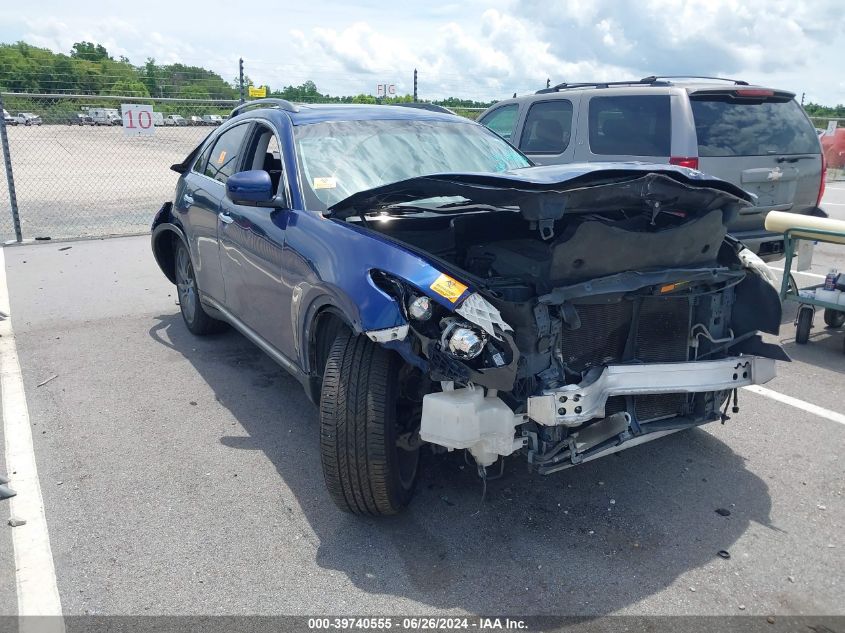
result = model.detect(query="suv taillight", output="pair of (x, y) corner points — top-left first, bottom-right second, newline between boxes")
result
(817, 151), (827, 208)
(735, 89), (775, 98)
(670, 156), (699, 170)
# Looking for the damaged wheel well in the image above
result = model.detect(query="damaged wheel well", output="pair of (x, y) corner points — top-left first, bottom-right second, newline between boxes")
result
(309, 308), (353, 401)
(151, 228), (184, 285)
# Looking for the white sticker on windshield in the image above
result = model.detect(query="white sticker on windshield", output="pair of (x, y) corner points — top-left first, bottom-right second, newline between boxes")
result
(313, 176), (337, 189)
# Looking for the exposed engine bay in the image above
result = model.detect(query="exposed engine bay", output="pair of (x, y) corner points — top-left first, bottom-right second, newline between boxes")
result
(333, 170), (787, 473)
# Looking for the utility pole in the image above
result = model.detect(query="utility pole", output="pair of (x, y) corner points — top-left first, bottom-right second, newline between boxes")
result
(239, 57), (245, 104)
(413, 68), (418, 102)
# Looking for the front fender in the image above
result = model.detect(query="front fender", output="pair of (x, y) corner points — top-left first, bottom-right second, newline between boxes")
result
(286, 210), (475, 348)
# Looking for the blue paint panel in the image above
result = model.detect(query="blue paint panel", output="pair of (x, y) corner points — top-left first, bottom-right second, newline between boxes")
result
(285, 210), (471, 336)
(226, 169), (275, 204)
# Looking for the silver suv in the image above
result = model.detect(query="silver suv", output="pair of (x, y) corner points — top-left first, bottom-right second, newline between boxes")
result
(478, 76), (825, 261)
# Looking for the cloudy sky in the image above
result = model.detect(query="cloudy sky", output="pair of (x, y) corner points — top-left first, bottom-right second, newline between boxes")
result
(2, 0), (844, 104)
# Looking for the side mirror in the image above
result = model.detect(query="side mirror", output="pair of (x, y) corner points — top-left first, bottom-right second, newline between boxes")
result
(226, 170), (278, 206)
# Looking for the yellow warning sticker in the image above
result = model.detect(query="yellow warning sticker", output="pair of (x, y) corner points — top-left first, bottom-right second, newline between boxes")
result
(217, 150), (227, 165)
(659, 280), (688, 294)
(430, 273), (467, 303)
(313, 176), (337, 189)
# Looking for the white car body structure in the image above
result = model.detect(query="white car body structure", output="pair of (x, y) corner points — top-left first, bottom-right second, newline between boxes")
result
(89, 108), (121, 126)
(12, 112), (42, 126)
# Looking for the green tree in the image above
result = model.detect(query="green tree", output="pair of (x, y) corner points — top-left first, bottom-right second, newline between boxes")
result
(104, 80), (149, 97)
(179, 84), (210, 100)
(804, 102), (845, 118)
(143, 58), (161, 97)
(70, 41), (111, 62)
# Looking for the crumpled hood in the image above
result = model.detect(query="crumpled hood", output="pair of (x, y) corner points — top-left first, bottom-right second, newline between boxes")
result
(328, 162), (754, 222)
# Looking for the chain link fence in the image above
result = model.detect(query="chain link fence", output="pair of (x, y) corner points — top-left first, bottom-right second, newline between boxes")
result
(0, 92), (490, 242)
(0, 92), (840, 242)
(0, 92), (237, 241)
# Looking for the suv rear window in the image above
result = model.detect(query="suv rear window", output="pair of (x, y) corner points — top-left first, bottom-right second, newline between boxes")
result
(691, 97), (819, 156)
(588, 95), (670, 156)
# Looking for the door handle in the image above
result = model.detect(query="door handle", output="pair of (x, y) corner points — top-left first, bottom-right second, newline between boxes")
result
(182, 194), (194, 206)
(219, 212), (234, 225)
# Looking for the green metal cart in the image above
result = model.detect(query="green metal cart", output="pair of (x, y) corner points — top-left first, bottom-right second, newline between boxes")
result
(777, 226), (845, 352)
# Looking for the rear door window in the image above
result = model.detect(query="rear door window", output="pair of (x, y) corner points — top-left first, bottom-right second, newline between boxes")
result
(204, 123), (251, 183)
(690, 97), (819, 156)
(479, 104), (519, 141)
(519, 100), (574, 154)
(192, 143), (213, 174)
(588, 95), (671, 156)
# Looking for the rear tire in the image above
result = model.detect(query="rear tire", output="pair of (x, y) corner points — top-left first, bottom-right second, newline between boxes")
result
(174, 241), (227, 335)
(319, 333), (420, 515)
(795, 306), (813, 344)
(823, 308), (845, 329)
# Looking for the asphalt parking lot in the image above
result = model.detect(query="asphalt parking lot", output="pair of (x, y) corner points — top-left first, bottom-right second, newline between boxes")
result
(0, 189), (843, 622)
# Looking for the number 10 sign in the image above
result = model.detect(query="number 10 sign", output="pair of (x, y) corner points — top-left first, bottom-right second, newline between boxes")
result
(122, 104), (155, 137)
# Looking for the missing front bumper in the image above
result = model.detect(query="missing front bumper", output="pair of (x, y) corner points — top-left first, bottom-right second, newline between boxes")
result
(527, 356), (777, 427)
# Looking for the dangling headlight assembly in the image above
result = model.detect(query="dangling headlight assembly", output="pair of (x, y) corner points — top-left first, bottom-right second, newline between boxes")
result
(407, 295), (433, 321)
(441, 319), (487, 360)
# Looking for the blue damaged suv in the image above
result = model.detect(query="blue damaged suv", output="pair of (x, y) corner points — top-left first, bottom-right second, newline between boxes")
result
(152, 99), (786, 515)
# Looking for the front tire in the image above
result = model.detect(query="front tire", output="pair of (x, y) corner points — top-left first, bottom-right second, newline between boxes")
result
(319, 333), (420, 515)
(174, 241), (227, 335)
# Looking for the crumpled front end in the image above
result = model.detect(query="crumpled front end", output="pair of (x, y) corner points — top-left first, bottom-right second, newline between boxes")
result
(348, 167), (787, 471)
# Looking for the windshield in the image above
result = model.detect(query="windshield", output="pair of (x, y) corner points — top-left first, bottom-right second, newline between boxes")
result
(293, 119), (531, 211)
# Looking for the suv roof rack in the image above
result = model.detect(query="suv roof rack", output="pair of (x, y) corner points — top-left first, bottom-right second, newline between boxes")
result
(535, 79), (666, 94)
(639, 75), (750, 86)
(535, 75), (749, 94)
(230, 98), (299, 118)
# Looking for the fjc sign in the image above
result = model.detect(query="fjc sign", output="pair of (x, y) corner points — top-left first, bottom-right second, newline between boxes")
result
(376, 84), (396, 98)
(122, 104), (155, 137)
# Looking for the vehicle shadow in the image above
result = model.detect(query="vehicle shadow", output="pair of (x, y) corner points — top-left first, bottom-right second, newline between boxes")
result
(150, 313), (774, 616)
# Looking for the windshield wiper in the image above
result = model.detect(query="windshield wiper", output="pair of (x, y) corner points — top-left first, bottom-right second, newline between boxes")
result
(435, 201), (516, 211)
(776, 155), (818, 163)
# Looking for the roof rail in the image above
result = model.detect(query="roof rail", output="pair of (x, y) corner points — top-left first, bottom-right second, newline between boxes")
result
(535, 75), (750, 94)
(535, 78), (667, 94)
(639, 75), (750, 86)
(230, 98), (299, 118)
